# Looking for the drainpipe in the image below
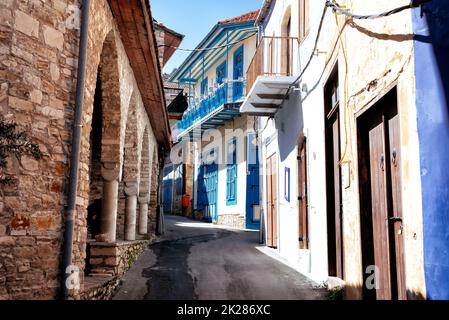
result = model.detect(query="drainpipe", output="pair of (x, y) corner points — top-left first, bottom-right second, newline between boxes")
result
(61, 0), (90, 300)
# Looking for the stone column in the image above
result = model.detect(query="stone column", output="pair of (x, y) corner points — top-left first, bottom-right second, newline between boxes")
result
(100, 162), (120, 243)
(138, 196), (149, 235)
(124, 183), (138, 241)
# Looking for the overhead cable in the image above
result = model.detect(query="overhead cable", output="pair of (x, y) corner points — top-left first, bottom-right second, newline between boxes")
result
(326, 0), (431, 20)
(158, 32), (257, 52)
(276, 0), (431, 107)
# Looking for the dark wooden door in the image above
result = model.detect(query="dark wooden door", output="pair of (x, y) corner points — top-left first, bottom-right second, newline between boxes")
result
(368, 119), (392, 299)
(266, 154), (278, 248)
(332, 115), (343, 279)
(387, 111), (407, 300)
(325, 108), (344, 279)
(325, 67), (343, 279)
(298, 141), (308, 249)
(358, 88), (406, 300)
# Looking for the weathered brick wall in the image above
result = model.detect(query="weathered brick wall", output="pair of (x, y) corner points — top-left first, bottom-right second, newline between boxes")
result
(0, 0), (162, 299)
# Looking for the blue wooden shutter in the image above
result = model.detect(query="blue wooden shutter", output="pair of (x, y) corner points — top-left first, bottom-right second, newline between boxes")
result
(226, 138), (237, 205)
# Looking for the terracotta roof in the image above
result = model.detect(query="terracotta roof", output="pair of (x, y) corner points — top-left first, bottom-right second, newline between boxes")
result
(218, 9), (260, 25)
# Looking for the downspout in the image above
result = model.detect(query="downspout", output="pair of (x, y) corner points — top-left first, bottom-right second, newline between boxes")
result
(61, 0), (90, 299)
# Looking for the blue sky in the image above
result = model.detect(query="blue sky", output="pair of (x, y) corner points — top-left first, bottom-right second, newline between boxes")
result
(151, 0), (263, 74)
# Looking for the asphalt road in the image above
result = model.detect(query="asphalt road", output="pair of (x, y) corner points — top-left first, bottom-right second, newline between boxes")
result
(112, 215), (327, 300)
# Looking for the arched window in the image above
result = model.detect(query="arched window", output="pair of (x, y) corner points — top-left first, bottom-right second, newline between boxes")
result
(281, 8), (292, 76)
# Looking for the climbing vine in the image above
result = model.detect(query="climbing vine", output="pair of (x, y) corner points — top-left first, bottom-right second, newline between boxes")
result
(0, 119), (42, 185)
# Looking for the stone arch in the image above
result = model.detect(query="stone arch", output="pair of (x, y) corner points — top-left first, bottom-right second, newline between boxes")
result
(119, 92), (140, 241)
(138, 126), (151, 235)
(83, 29), (122, 245)
(148, 148), (159, 235)
(99, 31), (122, 165)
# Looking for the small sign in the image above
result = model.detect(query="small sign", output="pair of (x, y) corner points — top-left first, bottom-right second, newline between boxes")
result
(284, 167), (290, 202)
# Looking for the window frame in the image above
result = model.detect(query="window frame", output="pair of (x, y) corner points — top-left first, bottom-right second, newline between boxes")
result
(299, 0), (310, 42)
(226, 137), (238, 205)
(200, 77), (208, 96)
(216, 61), (227, 85)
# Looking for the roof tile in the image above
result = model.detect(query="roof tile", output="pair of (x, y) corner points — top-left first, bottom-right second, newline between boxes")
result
(218, 9), (260, 25)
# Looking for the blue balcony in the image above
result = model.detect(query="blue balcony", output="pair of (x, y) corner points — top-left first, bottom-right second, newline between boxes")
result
(176, 79), (246, 138)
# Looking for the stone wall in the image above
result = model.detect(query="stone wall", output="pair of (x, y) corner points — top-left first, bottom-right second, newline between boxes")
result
(79, 275), (120, 300)
(88, 240), (149, 277)
(0, 0), (81, 300)
(217, 214), (245, 230)
(0, 0), (163, 299)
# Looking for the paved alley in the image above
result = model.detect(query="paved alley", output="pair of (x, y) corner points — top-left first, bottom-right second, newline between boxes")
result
(112, 215), (327, 300)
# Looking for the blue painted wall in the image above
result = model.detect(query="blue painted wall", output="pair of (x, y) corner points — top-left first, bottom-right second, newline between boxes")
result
(412, 1), (449, 299)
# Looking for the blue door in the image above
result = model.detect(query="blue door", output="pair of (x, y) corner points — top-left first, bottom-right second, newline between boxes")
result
(246, 133), (260, 229)
(233, 45), (244, 101)
(162, 165), (173, 214)
(198, 149), (218, 222)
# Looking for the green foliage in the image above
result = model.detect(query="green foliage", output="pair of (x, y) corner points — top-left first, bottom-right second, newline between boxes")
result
(327, 286), (344, 300)
(0, 119), (42, 185)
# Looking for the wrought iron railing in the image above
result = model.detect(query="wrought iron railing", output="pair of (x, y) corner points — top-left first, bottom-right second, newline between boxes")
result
(176, 79), (246, 133)
(246, 36), (299, 93)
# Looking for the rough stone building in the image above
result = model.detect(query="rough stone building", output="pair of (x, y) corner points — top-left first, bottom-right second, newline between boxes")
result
(0, 0), (179, 299)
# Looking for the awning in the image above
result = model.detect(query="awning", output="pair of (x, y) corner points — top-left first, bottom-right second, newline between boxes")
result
(175, 103), (241, 140)
(240, 75), (297, 116)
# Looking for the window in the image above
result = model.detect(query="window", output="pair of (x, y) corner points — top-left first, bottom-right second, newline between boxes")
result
(299, 0), (310, 41)
(216, 62), (226, 84)
(226, 137), (237, 205)
(201, 77), (208, 96)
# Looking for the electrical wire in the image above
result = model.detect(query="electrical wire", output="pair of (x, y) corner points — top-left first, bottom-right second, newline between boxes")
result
(158, 32), (257, 52)
(326, 0), (431, 20)
(272, 2), (329, 117)
(333, 13), (351, 166)
(270, 0), (429, 120)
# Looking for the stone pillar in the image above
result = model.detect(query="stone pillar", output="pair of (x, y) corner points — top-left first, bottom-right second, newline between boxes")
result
(100, 162), (120, 243)
(138, 196), (149, 235)
(124, 183), (138, 241)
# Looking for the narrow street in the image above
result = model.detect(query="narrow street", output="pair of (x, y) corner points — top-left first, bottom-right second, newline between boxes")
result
(112, 215), (327, 300)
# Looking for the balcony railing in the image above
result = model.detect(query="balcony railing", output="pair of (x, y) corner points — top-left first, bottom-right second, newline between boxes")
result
(246, 36), (299, 92)
(177, 79), (246, 133)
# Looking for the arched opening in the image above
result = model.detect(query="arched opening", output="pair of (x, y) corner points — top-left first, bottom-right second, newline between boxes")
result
(138, 127), (151, 237)
(117, 93), (139, 241)
(87, 69), (103, 241)
(148, 150), (159, 235)
(85, 30), (122, 273)
(281, 8), (292, 76)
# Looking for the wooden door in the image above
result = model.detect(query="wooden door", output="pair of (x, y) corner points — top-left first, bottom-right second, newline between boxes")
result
(332, 115), (343, 279)
(298, 140), (308, 249)
(233, 46), (244, 101)
(266, 154), (278, 248)
(325, 67), (343, 279)
(368, 119), (392, 299)
(387, 111), (406, 300)
(325, 108), (343, 278)
(358, 88), (406, 300)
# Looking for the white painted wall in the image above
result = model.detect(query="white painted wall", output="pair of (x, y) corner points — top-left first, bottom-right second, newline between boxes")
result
(258, 0), (331, 284)
(199, 116), (251, 220)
